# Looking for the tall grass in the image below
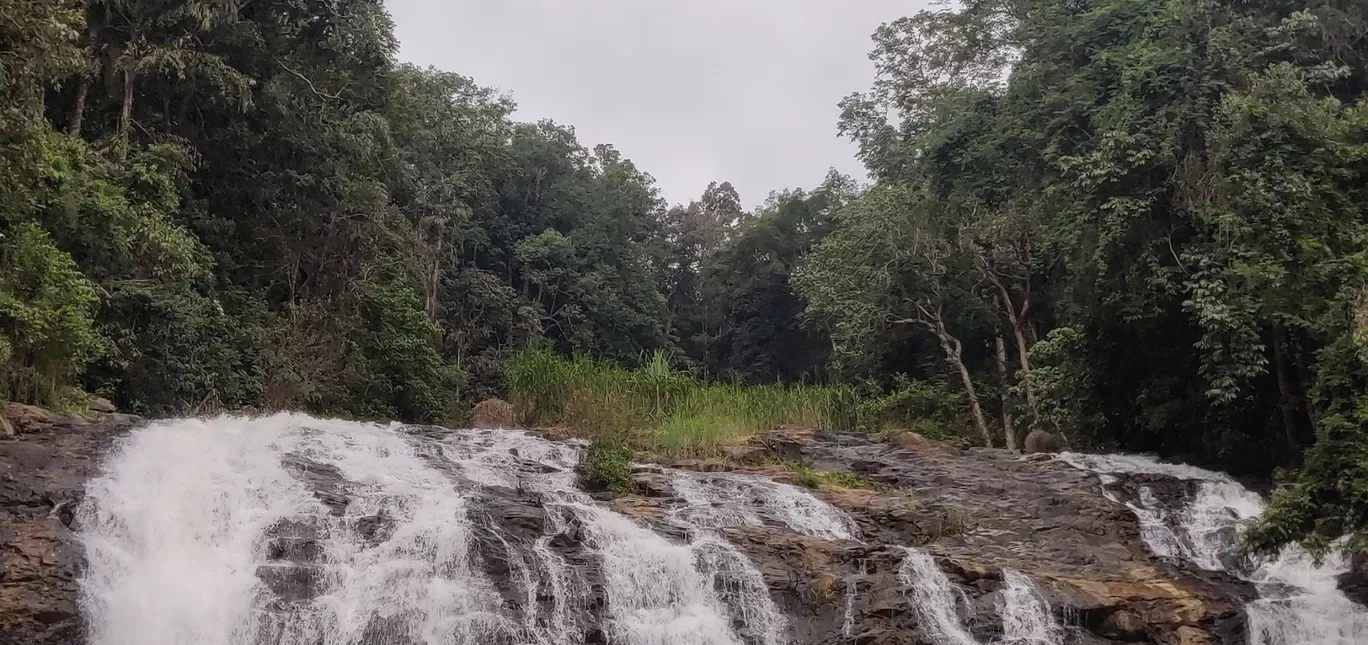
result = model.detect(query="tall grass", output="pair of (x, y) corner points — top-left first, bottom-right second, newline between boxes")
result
(506, 345), (860, 459)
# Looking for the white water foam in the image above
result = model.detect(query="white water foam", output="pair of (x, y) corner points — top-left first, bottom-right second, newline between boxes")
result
(669, 469), (859, 540)
(571, 502), (745, 645)
(441, 428), (761, 645)
(898, 547), (980, 645)
(897, 548), (1062, 645)
(998, 569), (1062, 645)
(77, 414), (511, 645)
(1060, 452), (1368, 645)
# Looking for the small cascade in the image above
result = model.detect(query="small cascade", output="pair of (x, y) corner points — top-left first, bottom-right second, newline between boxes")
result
(441, 428), (747, 645)
(77, 415), (513, 645)
(896, 548), (1062, 645)
(668, 469), (858, 645)
(669, 469), (860, 540)
(690, 534), (790, 645)
(1060, 452), (1368, 645)
(998, 570), (1061, 645)
(897, 547), (980, 645)
(569, 502), (744, 645)
(841, 560), (867, 637)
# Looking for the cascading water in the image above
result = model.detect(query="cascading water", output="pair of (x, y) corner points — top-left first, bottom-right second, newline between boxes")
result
(896, 548), (1062, 645)
(666, 469), (863, 645)
(77, 415), (513, 645)
(898, 547), (980, 645)
(1060, 452), (1368, 645)
(73, 412), (1077, 645)
(997, 570), (1062, 645)
(667, 469), (860, 541)
(440, 428), (751, 645)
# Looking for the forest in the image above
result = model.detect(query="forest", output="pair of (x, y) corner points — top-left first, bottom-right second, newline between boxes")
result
(3, 0), (1367, 556)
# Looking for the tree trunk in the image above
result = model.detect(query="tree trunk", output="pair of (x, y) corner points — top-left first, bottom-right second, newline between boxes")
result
(1271, 322), (1300, 448)
(69, 75), (89, 136)
(995, 332), (1018, 452)
(989, 281), (1037, 414)
(120, 66), (136, 154)
(932, 322), (992, 447)
(1011, 320), (1035, 412)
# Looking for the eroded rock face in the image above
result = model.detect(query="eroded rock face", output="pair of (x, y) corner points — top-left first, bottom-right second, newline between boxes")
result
(1340, 551), (1368, 607)
(636, 430), (1255, 645)
(3, 416), (1264, 645)
(0, 410), (142, 645)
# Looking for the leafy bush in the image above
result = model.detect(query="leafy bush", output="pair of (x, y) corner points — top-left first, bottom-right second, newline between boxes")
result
(87, 283), (259, 416)
(577, 434), (634, 493)
(790, 462), (871, 490)
(856, 375), (963, 437)
(343, 277), (462, 424)
(0, 223), (100, 406)
(1026, 328), (1106, 446)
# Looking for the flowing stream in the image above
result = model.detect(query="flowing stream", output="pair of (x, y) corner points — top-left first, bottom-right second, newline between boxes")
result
(1060, 452), (1368, 645)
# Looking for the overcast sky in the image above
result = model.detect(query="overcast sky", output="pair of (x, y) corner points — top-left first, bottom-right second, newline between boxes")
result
(387, 1), (927, 209)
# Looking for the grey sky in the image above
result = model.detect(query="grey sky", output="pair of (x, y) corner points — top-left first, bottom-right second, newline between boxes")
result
(387, 1), (926, 209)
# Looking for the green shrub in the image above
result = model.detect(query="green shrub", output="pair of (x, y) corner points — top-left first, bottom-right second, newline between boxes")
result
(343, 277), (461, 424)
(793, 466), (824, 489)
(578, 434), (634, 493)
(856, 375), (963, 435)
(790, 462), (871, 490)
(0, 223), (100, 407)
(1026, 328), (1106, 446)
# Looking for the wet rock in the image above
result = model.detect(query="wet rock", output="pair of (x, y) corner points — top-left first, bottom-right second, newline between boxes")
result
(0, 408), (141, 645)
(353, 513), (394, 545)
(281, 454), (351, 515)
(4, 404), (59, 435)
(665, 431), (1255, 645)
(256, 563), (325, 602)
(1339, 549), (1368, 607)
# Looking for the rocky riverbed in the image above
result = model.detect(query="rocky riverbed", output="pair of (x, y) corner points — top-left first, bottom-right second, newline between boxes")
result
(0, 411), (1293, 645)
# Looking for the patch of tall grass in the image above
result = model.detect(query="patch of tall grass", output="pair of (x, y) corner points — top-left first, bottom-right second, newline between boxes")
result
(507, 344), (860, 458)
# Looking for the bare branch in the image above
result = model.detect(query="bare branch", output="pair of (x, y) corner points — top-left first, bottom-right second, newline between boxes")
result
(279, 62), (347, 101)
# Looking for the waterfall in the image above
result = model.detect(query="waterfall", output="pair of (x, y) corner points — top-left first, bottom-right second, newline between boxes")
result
(898, 547), (980, 645)
(896, 548), (1062, 645)
(998, 570), (1061, 645)
(569, 502), (744, 645)
(77, 415), (512, 645)
(1060, 452), (1368, 645)
(667, 468), (865, 645)
(441, 428), (751, 645)
(668, 469), (859, 540)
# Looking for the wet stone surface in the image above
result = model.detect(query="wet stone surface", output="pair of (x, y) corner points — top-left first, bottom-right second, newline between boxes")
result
(3, 417), (1277, 645)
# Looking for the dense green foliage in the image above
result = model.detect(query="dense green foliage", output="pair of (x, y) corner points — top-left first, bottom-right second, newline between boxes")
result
(5, 0), (1368, 555)
(802, 0), (1368, 556)
(577, 434), (634, 494)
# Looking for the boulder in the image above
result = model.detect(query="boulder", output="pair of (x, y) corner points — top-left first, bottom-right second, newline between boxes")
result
(87, 397), (116, 414)
(469, 399), (523, 429)
(4, 403), (58, 435)
(1339, 550), (1368, 607)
